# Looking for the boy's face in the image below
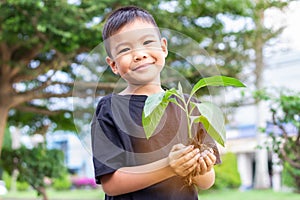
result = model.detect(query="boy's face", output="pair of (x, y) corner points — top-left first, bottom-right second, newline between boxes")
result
(106, 19), (168, 87)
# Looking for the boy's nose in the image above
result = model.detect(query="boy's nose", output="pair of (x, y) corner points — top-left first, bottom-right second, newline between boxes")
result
(133, 49), (148, 61)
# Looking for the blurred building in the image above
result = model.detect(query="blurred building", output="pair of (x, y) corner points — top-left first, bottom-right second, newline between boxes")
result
(47, 131), (94, 178)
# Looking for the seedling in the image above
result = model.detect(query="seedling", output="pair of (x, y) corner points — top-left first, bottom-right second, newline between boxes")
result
(142, 75), (245, 185)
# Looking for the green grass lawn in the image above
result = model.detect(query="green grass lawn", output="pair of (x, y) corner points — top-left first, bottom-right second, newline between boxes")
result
(1, 188), (299, 200)
(199, 189), (299, 200)
(1, 188), (104, 200)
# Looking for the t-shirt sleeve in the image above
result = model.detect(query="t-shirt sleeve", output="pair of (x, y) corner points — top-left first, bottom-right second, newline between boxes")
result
(91, 98), (135, 184)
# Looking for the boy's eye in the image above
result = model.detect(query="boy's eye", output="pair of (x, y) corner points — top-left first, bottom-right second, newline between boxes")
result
(143, 40), (154, 45)
(118, 48), (130, 54)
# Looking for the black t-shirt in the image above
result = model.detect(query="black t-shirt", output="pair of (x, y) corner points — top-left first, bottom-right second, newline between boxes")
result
(91, 94), (221, 200)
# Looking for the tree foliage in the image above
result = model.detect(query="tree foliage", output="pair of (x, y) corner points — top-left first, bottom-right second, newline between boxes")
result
(270, 92), (300, 192)
(0, 0), (101, 153)
(0, 0), (294, 155)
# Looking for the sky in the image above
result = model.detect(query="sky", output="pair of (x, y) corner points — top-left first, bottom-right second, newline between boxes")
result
(265, 1), (300, 52)
(263, 1), (300, 92)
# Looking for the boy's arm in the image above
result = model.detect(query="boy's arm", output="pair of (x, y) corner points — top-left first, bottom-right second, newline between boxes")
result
(101, 158), (173, 196)
(192, 168), (216, 190)
(101, 145), (200, 196)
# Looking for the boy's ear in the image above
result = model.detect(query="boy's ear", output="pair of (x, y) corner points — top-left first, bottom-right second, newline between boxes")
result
(161, 37), (168, 58)
(106, 56), (118, 75)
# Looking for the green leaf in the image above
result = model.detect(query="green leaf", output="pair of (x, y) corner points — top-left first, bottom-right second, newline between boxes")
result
(193, 102), (226, 147)
(142, 89), (180, 139)
(190, 76), (246, 97)
(178, 82), (183, 96)
(143, 92), (165, 117)
(165, 88), (179, 99)
(142, 101), (169, 139)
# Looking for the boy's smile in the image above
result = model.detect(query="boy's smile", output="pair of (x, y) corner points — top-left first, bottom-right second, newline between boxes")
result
(105, 19), (168, 94)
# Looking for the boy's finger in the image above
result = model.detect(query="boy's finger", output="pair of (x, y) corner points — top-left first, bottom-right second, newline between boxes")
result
(203, 155), (213, 168)
(171, 145), (194, 159)
(178, 153), (200, 176)
(198, 157), (207, 175)
(171, 143), (186, 151)
(170, 148), (200, 176)
(206, 152), (217, 164)
(178, 148), (199, 165)
(171, 148), (197, 168)
(182, 152), (200, 168)
(183, 160), (199, 176)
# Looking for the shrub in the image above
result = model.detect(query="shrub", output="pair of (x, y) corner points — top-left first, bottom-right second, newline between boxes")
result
(282, 162), (297, 189)
(53, 174), (72, 191)
(16, 181), (29, 191)
(212, 152), (241, 189)
(2, 170), (29, 191)
(2, 171), (11, 190)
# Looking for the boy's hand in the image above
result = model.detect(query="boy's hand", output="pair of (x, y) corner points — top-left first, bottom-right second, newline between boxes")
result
(168, 143), (200, 177)
(196, 149), (216, 175)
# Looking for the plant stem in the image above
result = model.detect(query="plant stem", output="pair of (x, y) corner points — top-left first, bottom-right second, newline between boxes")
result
(182, 97), (192, 139)
(170, 92), (193, 138)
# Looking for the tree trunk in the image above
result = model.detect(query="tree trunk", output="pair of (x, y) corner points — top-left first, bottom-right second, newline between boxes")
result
(0, 106), (9, 156)
(10, 169), (19, 192)
(253, 0), (271, 189)
(38, 187), (48, 200)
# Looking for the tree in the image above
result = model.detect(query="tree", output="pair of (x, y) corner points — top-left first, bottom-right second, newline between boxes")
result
(0, 0), (96, 154)
(1, 144), (66, 200)
(0, 0), (255, 155)
(255, 89), (300, 192)
(1, 0), (293, 156)
(239, 0), (293, 189)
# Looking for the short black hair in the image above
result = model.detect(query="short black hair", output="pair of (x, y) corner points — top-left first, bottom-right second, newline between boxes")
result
(102, 6), (159, 57)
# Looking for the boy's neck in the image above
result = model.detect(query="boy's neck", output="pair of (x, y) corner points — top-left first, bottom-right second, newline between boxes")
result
(119, 84), (164, 96)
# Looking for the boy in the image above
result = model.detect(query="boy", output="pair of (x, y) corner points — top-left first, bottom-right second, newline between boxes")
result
(91, 6), (220, 200)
